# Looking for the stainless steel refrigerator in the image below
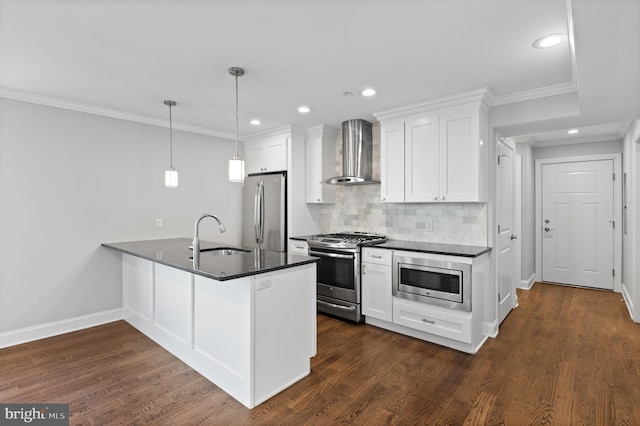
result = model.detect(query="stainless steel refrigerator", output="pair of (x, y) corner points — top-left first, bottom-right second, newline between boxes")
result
(242, 172), (287, 251)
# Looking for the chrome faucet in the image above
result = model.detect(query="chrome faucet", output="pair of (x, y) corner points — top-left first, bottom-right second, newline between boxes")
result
(192, 213), (226, 269)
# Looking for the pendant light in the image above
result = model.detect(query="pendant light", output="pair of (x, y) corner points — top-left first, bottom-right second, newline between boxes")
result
(228, 66), (245, 182)
(164, 100), (179, 188)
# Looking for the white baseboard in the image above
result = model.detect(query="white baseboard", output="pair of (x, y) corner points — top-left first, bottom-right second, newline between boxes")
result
(484, 320), (499, 338)
(518, 273), (536, 290)
(0, 308), (123, 349)
(621, 283), (636, 323)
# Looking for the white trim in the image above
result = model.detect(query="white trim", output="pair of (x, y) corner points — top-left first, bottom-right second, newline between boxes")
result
(621, 283), (635, 321)
(484, 320), (499, 338)
(535, 153), (623, 293)
(519, 273), (536, 290)
(0, 87), (235, 139)
(0, 309), (123, 349)
(372, 87), (495, 122)
(492, 82), (578, 107)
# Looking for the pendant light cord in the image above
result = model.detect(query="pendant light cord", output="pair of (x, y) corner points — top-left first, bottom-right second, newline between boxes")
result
(235, 74), (239, 157)
(169, 103), (174, 168)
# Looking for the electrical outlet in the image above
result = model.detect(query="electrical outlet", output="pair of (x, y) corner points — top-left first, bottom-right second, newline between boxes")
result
(426, 221), (433, 232)
(156, 218), (163, 229)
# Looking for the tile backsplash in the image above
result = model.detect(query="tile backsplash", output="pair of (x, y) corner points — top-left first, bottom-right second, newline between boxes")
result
(317, 123), (488, 247)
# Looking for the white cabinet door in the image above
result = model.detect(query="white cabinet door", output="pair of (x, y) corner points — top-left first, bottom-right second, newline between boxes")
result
(361, 248), (393, 322)
(305, 135), (336, 203)
(306, 138), (322, 202)
(245, 136), (287, 175)
(380, 120), (405, 202)
(362, 262), (393, 321)
(440, 107), (479, 201)
(405, 115), (440, 202)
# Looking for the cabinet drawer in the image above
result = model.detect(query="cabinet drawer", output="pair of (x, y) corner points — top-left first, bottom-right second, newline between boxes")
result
(393, 298), (471, 343)
(362, 248), (392, 265)
(289, 240), (309, 255)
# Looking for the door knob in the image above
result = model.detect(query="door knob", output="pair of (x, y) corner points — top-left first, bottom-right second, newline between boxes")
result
(544, 227), (555, 232)
(510, 235), (518, 240)
(544, 219), (550, 224)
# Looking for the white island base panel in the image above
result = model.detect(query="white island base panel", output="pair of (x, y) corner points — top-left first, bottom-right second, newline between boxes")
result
(122, 253), (316, 409)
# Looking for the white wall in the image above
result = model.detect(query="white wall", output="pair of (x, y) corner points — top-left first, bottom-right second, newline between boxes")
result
(515, 142), (534, 285)
(0, 98), (242, 334)
(622, 120), (640, 321)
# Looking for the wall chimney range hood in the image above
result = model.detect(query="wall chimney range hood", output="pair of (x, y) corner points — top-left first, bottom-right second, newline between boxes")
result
(322, 119), (379, 185)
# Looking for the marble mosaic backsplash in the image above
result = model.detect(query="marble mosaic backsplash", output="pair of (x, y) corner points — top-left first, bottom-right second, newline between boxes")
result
(316, 123), (488, 247)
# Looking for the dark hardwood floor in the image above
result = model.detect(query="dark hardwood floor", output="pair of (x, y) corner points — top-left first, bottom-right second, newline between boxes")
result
(2, 283), (640, 425)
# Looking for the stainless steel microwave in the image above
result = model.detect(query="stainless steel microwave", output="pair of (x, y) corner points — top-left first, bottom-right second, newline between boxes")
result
(392, 255), (471, 312)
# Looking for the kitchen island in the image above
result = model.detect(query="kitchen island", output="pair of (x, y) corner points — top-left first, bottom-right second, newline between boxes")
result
(103, 238), (318, 409)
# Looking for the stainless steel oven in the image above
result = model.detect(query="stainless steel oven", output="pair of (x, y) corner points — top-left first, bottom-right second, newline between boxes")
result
(307, 232), (385, 323)
(392, 255), (471, 312)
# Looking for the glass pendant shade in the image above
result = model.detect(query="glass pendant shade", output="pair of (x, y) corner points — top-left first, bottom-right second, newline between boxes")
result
(165, 167), (179, 188)
(228, 156), (245, 182)
(229, 66), (245, 183)
(163, 99), (178, 189)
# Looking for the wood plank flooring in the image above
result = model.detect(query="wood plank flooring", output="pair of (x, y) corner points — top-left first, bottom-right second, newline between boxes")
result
(2, 282), (640, 425)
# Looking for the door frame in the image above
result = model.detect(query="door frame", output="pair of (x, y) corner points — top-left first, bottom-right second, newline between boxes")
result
(535, 153), (622, 292)
(496, 137), (518, 324)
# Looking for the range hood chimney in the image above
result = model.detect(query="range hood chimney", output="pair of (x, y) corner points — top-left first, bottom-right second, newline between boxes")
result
(322, 119), (379, 185)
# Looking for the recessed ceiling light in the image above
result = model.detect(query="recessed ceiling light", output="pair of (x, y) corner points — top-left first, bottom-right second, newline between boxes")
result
(361, 88), (376, 97)
(298, 106), (311, 113)
(567, 129), (579, 135)
(533, 33), (566, 49)
(250, 119), (261, 125)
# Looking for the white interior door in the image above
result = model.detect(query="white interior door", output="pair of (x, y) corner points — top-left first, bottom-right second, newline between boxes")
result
(497, 139), (516, 324)
(541, 160), (614, 289)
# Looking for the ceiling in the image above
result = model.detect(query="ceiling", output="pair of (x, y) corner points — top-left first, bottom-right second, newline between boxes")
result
(1, 0), (638, 145)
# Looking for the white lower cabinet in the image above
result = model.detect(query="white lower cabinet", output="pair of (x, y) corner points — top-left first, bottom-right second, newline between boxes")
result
(361, 248), (392, 322)
(362, 249), (489, 354)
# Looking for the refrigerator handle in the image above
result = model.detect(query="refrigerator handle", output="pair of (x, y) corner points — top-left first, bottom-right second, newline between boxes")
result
(254, 180), (265, 244)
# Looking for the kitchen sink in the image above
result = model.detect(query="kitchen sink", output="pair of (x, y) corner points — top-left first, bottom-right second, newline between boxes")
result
(189, 247), (250, 259)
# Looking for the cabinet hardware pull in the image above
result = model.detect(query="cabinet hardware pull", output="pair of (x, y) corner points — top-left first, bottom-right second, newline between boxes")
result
(371, 255), (382, 258)
(362, 264), (366, 275)
(421, 318), (435, 324)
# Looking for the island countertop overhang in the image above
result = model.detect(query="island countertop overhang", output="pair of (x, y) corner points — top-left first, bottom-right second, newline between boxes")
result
(102, 237), (318, 281)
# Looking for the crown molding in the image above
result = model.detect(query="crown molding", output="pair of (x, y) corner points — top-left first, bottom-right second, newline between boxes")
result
(243, 123), (307, 141)
(372, 87), (495, 122)
(0, 87), (235, 140)
(305, 124), (339, 139)
(492, 81), (578, 107)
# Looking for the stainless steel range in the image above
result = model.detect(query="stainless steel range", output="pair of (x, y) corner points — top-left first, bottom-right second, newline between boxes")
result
(307, 232), (386, 322)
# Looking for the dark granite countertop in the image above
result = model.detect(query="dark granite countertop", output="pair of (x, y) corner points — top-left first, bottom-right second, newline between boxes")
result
(289, 235), (312, 241)
(102, 238), (318, 281)
(364, 239), (491, 258)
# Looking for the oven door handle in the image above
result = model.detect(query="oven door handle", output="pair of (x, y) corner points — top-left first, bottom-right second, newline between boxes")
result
(317, 299), (357, 311)
(309, 250), (355, 260)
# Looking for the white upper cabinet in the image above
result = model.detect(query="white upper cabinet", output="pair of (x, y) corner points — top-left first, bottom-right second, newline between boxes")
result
(375, 88), (492, 203)
(405, 115), (440, 202)
(244, 135), (287, 175)
(305, 125), (339, 203)
(380, 120), (405, 202)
